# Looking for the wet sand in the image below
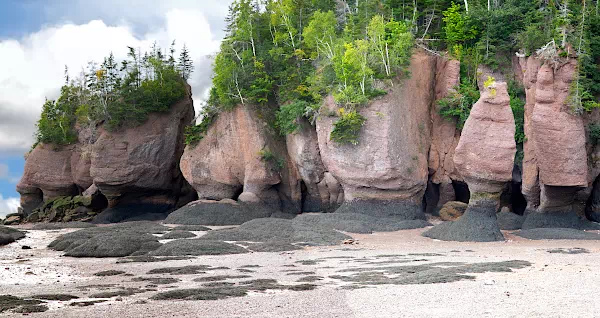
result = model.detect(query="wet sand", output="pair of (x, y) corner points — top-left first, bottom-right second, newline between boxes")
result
(1, 226), (600, 317)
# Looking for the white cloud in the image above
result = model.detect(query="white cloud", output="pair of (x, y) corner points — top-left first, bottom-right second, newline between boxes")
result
(0, 194), (20, 218)
(0, 8), (223, 156)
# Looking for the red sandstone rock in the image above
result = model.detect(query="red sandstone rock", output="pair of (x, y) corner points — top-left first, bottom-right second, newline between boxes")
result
(531, 61), (588, 188)
(17, 144), (78, 204)
(316, 50), (435, 203)
(428, 57), (462, 207)
(180, 104), (301, 213)
(90, 91), (194, 206)
(453, 78), (516, 194)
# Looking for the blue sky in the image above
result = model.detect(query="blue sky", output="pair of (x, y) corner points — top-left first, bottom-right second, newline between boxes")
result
(0, 0), (231, 217)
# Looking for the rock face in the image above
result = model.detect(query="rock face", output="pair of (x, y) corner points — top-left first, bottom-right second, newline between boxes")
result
(180, 103), (301, 216)
(17, 145), (78, 212)
(519, 56), (543, 209)
(518, 57), (594, 228)
(532, 62), (587, 188)
(17, 90), (195, 218)
(428, 57), (462, 210)
(316, 50), (435, 218)
(91, 92), (194, 209)
(453, 81), (516, 194)
(424, 74), (516, 242)
(286, 119), (343, 212)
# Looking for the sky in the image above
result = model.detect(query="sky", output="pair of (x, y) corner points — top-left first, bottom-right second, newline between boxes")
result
(0, 0), (233, 217)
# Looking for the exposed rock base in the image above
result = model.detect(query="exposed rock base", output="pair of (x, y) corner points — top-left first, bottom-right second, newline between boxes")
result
(150, 240), (248, 256)
(516, 228), (600, 240)
(334, 199), (426, 220)
(48, 221), (168, 257)
(496, 211), (525, 230)
(423, 200), (505, 242)
(200, 218), (351, 249)
(521, 211), (600, 230)
(92, 203), (173, 224)
(0, 226), (25, 246)
(164, 200), (275, 226)
(295, 213), (431, 234)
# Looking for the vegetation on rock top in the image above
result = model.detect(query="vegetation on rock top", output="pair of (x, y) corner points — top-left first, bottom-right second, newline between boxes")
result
(35, 42), (193, 148)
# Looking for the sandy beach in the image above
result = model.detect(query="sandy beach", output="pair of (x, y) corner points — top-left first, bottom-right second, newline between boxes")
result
(1, 226), (599, 318)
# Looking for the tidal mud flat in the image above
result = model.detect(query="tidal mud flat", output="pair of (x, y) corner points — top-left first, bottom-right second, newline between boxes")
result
(1, 223), (600, 318)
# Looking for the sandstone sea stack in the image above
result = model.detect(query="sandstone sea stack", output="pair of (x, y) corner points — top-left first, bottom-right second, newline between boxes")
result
(424, 74), (516, 242)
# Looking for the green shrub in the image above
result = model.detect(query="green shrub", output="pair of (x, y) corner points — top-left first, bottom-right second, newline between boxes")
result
(275, 100), (311, 135)
(34, 43), (192, 147)
(508, 80), (526, 145)
(35, 86), (80, 146)
(184, 105), (218, 146)
(589, 123), (600, 145)
(258, 148), (284, 170)
(330, 109), (366, 145)
(438, 82), (480, 129)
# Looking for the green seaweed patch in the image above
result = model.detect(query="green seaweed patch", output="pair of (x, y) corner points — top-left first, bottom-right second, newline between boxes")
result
(193, 275), (252, 282)
(94, 270), (126, 276)
(0, 295), (45, 313)
(70, 300), (107, 307)
(31, 294), (79, 301)
(147, 265), (229, 275)
(132, 277), (181, 285)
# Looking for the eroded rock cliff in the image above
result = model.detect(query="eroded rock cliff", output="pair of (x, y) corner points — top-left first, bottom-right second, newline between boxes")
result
(177, 103), (301, 224)
(17, 89), (196, 222)
(315, 51), (435, 219)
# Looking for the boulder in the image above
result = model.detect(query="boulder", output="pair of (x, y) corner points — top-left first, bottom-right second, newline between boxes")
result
(90, 91), (195, 209)
(27, 195), (99, 223)
(316, 50), (435, 217)
(2, 213), (24, 225)
(439, 201), (468, 221)
(286, 119), (342, 212)
(180, 103), (301, 216)
(17, 144), (78, 213)
(0, 226), (25, 246)
(424, 73), (516, 242)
